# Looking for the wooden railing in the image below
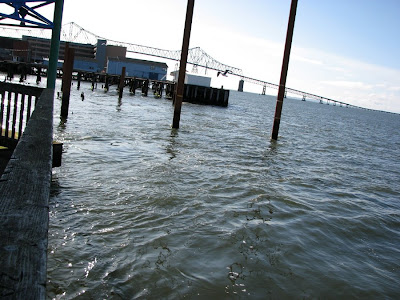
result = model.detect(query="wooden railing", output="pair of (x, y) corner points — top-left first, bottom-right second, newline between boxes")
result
(0, 82), (44, 148)
(0, 84), (54, 299)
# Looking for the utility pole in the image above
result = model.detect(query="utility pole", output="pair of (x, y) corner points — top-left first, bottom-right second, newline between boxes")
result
(271, 0), (298, 140)
(172, 0), (195, 129)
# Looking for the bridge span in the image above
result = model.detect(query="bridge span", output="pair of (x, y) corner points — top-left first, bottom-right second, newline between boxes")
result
(0, 22), (362, 109)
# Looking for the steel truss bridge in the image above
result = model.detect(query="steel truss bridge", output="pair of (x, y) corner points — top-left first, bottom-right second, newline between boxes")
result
(0, 22), (361, 109)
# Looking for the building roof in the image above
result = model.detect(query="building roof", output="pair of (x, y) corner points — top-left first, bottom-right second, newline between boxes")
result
(108, 56), (168, 68)
(22, 35), (94, 48)
(170, 70), (211, 79)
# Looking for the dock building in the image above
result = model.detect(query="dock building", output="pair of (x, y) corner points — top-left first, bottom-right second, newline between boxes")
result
(0, 36), (168, 79)
(22, 36), (95, 62)
(108, 57), (167, 80)
(170, 70), (211, 87)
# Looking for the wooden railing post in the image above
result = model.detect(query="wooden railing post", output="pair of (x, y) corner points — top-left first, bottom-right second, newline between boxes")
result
(0, 82), (43, 148)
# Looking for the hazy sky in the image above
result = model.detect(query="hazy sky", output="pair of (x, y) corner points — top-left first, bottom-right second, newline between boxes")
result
(7, 0), (400, 113)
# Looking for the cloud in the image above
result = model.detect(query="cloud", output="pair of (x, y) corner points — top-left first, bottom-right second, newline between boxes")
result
(389, 86), (400, 91)
(281, 44), (400, 113)
(321, 80), (374, 89)
(325, 66), (347, 73)
(292, 54), (323, 65)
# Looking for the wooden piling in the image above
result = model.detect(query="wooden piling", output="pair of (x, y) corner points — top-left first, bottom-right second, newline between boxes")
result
(52, 141), (63, 167)
(166, 83), (174, 99)
(159, 82), (163, 98)
(91, 73), (95, 91)
(77, 72), (81, 89)
(173, 0), (195, 129)
(129, 78), (136, 95)
(7, 63), (14, 81)
(61, 42), (69, 91)
(61, 47), (75, 118)
(142, 79), (149, 96)
(118, 67), (126, 98)
(36, 67), (42, 84)
(105, 75), (109, 92)
(271, 0), (298, 140)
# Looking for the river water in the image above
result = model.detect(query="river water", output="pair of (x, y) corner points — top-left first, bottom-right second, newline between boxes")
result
(47, 80), (400, 299)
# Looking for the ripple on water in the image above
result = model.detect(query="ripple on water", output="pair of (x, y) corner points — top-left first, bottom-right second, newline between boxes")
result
(47, 84), (400, 298)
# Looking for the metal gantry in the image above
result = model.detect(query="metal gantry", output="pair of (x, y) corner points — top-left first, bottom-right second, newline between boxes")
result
(0, 0), (55, 28)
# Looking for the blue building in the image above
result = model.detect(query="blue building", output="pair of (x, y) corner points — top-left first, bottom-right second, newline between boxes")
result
(73, 57), (100, 72)
(107, 57), (168, 80)
(43, 57), (101, 72)
(40, 38), (168, 78)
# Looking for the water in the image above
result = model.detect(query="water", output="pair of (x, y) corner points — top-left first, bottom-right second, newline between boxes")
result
(47, 80), (400, 299)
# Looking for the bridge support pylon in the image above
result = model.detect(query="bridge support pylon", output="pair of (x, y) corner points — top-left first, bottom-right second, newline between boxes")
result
(238, 79), (244, 92)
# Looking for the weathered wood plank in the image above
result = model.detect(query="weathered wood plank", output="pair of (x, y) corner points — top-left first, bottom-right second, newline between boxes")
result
(0, 83), (44, 149)
(26, 95), (32, 124)
(5, 92), (11, 139)
(18, 94), (26, 141)
(11, 92), (18, 142)
(0, 88), (54, 299)
(0, 90), (5, 130)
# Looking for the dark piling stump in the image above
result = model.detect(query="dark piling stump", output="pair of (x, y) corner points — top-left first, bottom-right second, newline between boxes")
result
(91, 74), (95, 91)
(142, 79), (149, 96)
(105, 75), (109, 92)
(159, 82), (164, 98)
(7, 64), (14, 81)
(129, 79), (135, 95)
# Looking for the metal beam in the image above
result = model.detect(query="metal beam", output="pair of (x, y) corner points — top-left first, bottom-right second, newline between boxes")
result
(46, 0), (63, 88)
(0, 0), (55, 28)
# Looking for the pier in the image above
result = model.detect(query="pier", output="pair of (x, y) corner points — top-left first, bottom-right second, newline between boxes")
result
(69, 70), (229, 107)
(0, 1), (64, 298)
(1, 59), (230, 108)
(0, 83), (54, 298)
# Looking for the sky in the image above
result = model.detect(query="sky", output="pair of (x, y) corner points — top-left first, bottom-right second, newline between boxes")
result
(6, 0), (400, 113)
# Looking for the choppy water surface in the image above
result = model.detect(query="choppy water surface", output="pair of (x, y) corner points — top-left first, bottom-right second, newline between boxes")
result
(48, 80), (400, 299)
